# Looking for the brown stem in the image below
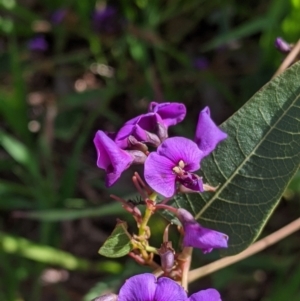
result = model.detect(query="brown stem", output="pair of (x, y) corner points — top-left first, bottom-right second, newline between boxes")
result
(177, 247), (193, 291)
(188, 218), (300, 283)
(155, 204), (178, 214)
(272, 39), (300, 79)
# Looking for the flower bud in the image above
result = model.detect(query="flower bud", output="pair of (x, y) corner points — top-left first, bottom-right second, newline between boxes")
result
(158, 242), (175, 273)
(177, 208), (228, 254)
(274, 37), (291, 53)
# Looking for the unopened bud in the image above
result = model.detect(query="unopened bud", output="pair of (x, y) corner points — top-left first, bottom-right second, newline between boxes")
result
(91, 293), (118, 301)
(274, 37), (292, 53)
(158, 242), (175, 273)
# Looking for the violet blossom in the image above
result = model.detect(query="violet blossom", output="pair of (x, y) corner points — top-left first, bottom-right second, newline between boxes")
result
(144, 137), (204, 197)
(148, 102), (186, 127)
(27, 35), (48, 52)
(274, 37), (291, 53)
(194, 107), (227, 158)
(93, 130), (135, 186)
(114, 102), (186, 149)
(117, 273), (222, 301)
(177, 209), (228, 253)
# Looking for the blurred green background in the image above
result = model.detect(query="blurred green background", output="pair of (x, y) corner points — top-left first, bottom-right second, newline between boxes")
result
(1, 0), (300, 300)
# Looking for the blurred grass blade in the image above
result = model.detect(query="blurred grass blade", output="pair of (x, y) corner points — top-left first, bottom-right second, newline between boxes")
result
(0, 232), (122, 273)
(0, 180), (32, 196)
(0, 130), (39, 177)
(201, 17), (269, 51)
(0, 34), (31, 142)
(14, 202), (125, 221)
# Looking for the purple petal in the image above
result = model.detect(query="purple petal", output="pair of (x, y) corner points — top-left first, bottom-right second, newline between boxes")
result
(157, 137), (202, 172)
(178, 209), (228, 253)
(178, 172), (204, 192)
(115, 113), (162, 148)
(154, 277), (187, 301)
(144, 152), (176, 197)
(194, 107), (227, 158)
(188, 289), (222, 301)
(274, 37), (291, 53)
(183, 223), (228, 253)
(114, 124), (135, 148)
(93, 130), (133, 186)
(118, 274), (157, 301)
(27, 36), (48, 52)
(149, 102), (186, 126)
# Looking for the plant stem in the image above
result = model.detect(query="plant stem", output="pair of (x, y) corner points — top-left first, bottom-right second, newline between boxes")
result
(272, 39), (300, 78)
(188, 217), (300, 283)
(178, 247), (193, 291)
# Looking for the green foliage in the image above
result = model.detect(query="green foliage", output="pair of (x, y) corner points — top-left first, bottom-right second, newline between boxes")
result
(282, 0), (300, 40)
(175, 61), (300, 255)
(99, 221), (133, 258)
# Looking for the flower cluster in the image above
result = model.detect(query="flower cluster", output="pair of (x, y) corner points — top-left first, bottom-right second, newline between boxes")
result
(116, 274), (221, 301)
(94, 102), (228, 301)
(94, 102), (226, 197)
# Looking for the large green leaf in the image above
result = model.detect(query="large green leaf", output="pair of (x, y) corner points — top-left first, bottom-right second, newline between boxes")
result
(174, 61), (300, 255)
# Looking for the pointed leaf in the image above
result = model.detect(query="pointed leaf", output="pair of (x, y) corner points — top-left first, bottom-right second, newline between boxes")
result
(99, 221), (133, 258)
(174, 61), (300, 255)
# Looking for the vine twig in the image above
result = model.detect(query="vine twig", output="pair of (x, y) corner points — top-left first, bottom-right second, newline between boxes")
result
(188, 218), (300, 283)
(272, 39), (300, 79)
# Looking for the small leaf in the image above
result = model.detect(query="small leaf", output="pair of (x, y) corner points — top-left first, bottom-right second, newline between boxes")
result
(175, 61), (300, 255)
(99, 221), (133, 258)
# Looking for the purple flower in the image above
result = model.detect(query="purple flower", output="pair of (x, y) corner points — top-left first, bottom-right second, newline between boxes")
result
(27, 35), (48, 52)
(93, 130), (134, 186)
(144, 137), (204, 197)
(115, 113), (163, 149)
(177, 209), (228, 253)
(144, 107), (226, 197)
(115, 102), (186, 149)
(274, 37), (291, 53)
(148, 102), (186, 127)
(51, 9), (67, 24)
(193, 57), (209, 70)
(92, 6), (121, 34)
(194, 107), (227, 158)
(118, 273), (221, 301)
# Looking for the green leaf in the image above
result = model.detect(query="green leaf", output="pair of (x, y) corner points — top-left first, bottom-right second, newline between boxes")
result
(175, 61), (300, 255)
(0, 130), (39, 177)
(99, 221), (133, 258)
